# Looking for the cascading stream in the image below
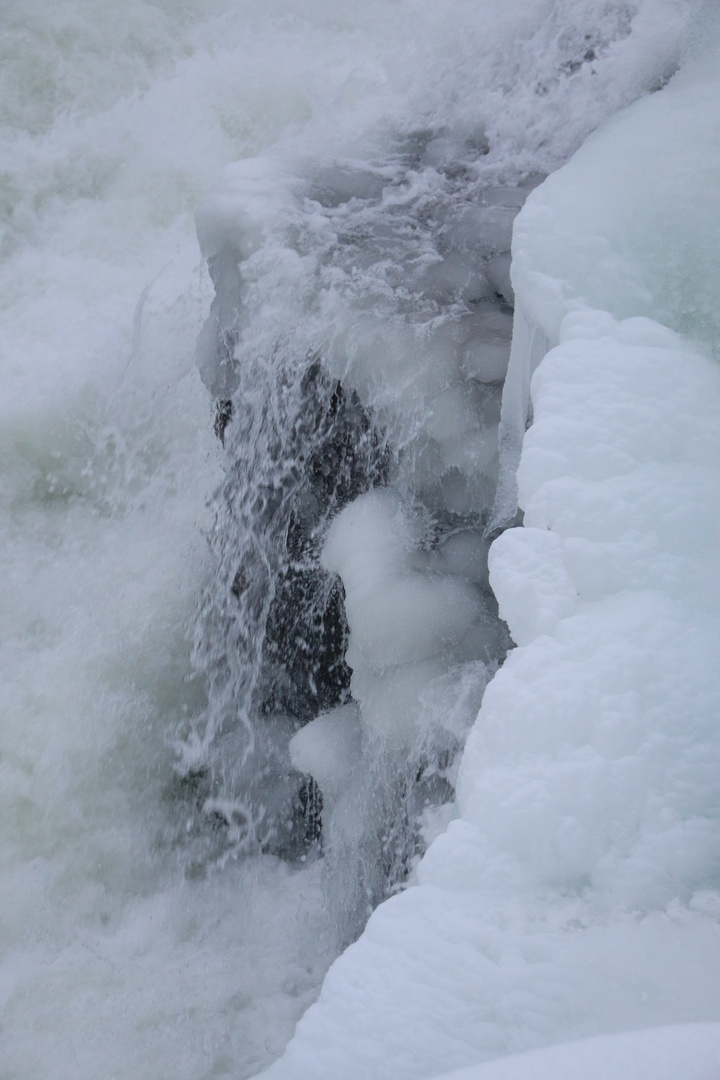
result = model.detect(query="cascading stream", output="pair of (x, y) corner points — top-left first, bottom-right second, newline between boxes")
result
(177, 0), (703, 919)
(0, 2), (699, 1076)
(177, 141), (542, 934)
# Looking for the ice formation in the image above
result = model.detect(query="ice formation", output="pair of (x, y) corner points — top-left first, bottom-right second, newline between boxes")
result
(184, 1), (699, 947)
(262, 19), (720, 1080)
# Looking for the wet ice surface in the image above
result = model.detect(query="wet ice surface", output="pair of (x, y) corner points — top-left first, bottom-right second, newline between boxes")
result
(0, 0), (707, 1077)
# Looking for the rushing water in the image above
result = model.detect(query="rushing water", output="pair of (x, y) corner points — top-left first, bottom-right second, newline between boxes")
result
(0, 1), (699, 1076)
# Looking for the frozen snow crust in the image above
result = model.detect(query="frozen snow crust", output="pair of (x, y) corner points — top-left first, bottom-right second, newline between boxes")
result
(432, 1024), (720, 1080)
(263, 30), (720, 1080)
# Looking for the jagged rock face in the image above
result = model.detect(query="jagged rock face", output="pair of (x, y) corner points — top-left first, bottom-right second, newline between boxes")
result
(254, 361), (391, 727)
(175, 351), (392, 863)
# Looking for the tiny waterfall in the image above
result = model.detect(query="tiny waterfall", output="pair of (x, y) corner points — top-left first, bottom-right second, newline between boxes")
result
(159, 2), (696, 945)
(179, 350), (390, 866)
(0, 2), (699, 1075)
(175, 140), (533, 936)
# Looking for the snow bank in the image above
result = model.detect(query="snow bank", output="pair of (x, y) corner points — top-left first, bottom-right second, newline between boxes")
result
(494, 17), (720, 525)
(433, 1024), (720, 1080)
(262, 28), (720, 1080)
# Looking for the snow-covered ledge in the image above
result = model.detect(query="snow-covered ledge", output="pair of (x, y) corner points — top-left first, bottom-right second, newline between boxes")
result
(263, 32), (720, 1080)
